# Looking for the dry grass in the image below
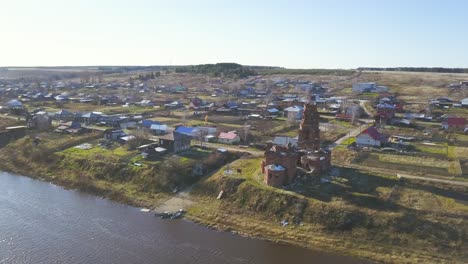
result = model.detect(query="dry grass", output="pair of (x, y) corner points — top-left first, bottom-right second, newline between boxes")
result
(0, 116), (22, 129)
(378, 153), (449, 168)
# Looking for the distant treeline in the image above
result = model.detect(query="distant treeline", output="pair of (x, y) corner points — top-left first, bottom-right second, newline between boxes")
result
(358, 67), (468, 73)
(259, 68), (356, 76)
(96, 66), (166, 73)
(175, 63), (256, 78)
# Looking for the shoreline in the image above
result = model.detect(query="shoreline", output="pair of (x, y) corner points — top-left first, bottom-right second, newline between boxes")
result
(0, 164), (464, 264)
(0, 167), (373, 263)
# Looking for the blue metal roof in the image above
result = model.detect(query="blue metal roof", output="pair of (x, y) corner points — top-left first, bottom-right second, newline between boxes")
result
(175, 126), (195, 135)
(141, 119), (161, 128)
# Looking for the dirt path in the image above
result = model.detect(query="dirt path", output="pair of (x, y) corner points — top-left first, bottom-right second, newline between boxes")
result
(397, 173), (468, 187)
(198, 142), (264, 156)
(359, 99), (374, 117)
(154, 186), (195, 213)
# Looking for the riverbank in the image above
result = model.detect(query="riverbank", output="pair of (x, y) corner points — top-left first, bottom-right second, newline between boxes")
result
(184, 157), (468, 264)
(1, 136), (467, 264)
(0, 170), (368, 264)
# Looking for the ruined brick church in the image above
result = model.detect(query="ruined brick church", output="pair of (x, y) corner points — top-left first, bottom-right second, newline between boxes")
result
(262, 103), (331, 187)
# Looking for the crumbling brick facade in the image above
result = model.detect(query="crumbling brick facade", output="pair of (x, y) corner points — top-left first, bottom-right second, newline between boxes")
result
(298, 103), (320, 151)
(262, 145), (299, 187)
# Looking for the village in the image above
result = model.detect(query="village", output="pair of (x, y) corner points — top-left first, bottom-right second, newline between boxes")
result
(0, 66), (467, 263)
(1, 67), (468, 185)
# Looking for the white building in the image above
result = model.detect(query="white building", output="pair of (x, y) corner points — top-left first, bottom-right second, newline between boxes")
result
(461, 98), (468, 107)
(356, 127), (382, 147)
(352, 82), (389, 93)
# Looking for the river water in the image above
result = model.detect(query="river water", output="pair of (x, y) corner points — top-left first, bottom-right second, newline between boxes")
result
(0, 171), (367, 264)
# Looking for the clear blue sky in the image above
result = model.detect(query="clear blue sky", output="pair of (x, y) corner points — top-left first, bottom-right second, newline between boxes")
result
(1, 0), (467, 68)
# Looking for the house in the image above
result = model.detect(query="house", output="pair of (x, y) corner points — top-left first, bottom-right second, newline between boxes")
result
(271, 136), (298, 148)
(27, 112), (51, 131)
(376, 103), (396, 120)
(284, 105), (304, 120)
(55, 121), (86, 134)
(55, 109), (75, 121)
(100, 114), (126, 127)
(81, 112), (102, 124)
(157, 132), (191, 153)
(175, 126), (198, 137)
(247, 114), (262, 120)
(356, 127), (383, 147)
(437, 96), (454, 103)
(137, 142), (163, 157)
(190, 97), (204, 108)
(461, 98), (468, 108)
(218, 132), (240, 144)
(442, 117), (467, 131)
(119, 121), (137, 129)
(6, 99), (23, 109)
(119, 135), (136, 144)
(137, 99), (155, 107)
(31, 93), (47, 101)
(335, 113), (353, 121)
(266, 108), (280, 116)
(149, 124), (168, 135)
(169, 85), (186, 93)
(164, 101), (184, 109)
(204, 134), (217, 142)
(54, 94), (69, 102)
(352, 82), (389, 93)
(104, 129), (127, 140)
(226, 101), (239, 109)
(195, 126), (217, 136)
(140, 119), (161, 128)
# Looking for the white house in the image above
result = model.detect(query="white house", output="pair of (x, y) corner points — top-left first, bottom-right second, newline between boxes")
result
(218, 132), (240, 144)
(137, 100), (155, 107)
(7, 99), (23, 109)
(119, 121), (137, 129)
(150, 124), (168, 135)
(356, 127), (382, 147)
(352, 82), (389, 93)
(461, 98), (468, 108)
(284, 105), (304, 120)
(272, 136), (298, 147)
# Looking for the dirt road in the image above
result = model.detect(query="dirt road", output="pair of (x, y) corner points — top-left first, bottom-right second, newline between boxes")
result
(397, 173), (468, 187)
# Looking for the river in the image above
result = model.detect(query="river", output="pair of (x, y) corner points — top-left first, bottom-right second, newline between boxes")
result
(0, 171), (368, 264)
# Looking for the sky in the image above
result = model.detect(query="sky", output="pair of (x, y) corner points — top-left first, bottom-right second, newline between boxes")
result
(0, 0), (467, 68)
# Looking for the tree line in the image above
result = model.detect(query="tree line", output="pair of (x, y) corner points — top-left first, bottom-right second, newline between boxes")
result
(175, 63), (256, 78)
(358, 67), (468, 73)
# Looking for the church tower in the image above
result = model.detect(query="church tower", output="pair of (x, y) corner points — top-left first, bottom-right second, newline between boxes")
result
(298, 103), (320, 151)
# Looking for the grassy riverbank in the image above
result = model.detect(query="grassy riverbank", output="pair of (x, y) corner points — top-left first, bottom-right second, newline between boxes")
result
(0, 133), (235, 208)
(1, 135), (467, 263)
(186, 157), (468, 264)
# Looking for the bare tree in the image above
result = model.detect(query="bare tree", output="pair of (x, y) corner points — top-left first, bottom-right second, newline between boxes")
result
(241, 122), (251, 143)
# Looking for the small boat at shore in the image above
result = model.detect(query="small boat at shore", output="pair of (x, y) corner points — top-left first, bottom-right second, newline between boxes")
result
(155, 209), (185, 220)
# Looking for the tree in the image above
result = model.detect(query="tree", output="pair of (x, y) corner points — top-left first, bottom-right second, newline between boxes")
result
(241, 122), (251, 143)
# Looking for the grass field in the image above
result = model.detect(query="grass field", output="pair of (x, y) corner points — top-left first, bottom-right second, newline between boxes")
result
(0, 116), (21, 129)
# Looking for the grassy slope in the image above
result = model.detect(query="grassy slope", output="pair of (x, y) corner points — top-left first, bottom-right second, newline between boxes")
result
(0, 134), (171, 207)
(187, 157), (468, 264)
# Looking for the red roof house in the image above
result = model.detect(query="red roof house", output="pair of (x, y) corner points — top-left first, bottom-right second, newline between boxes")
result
(442, 117), (467, 131)
(218, 132), (240, 144)
(356, 127), (383, 147)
